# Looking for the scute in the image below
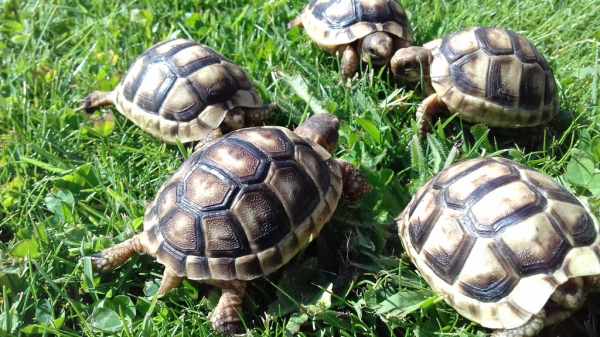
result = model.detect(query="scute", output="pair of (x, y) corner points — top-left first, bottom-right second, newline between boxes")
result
(114, 39), (264, 144)
(146, 126), (343, 282)
(398, 157), (600, 329)
(231, 184), (291, 252)
(432, 28), (559, 127)
(301, 0), (411, 47)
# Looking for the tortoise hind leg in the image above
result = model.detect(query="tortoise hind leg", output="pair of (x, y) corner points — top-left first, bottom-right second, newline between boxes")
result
(417, 94), (448, 137)
(244, 104), (277, 126)
(490, 311), (546, 337)
(336, 159), (372, 203)
(210, 281), (247, 335)
(287, 15), (303, 29)
(91, 233), (148, 272)
(492, 278), (587, 337)
(157, 268), (183, 296)
(340, 45), (359, 80)
(80, 91), (116, 113)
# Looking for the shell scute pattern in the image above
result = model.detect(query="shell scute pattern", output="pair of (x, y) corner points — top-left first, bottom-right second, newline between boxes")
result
(309, 0), (407, 29)
(432, 28), (558, 127)
(302, 0), (411, 47)
(118, 39), (259, 124)
(400, 157), (600, 328)
(145, 127), (343, 281)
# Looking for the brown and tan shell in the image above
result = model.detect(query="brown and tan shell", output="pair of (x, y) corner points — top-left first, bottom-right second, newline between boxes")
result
(428, 27), (559, 127)
(298, 0), (411, 52)
(113, 39), (263, 143)
(397, 157), (600, 329)
(139, 126), (343, 281)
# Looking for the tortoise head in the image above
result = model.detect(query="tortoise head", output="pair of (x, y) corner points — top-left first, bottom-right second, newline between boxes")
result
(360, 32), (394, 66)
(294, 114), (340, 153)
(390, 46), (433, 84)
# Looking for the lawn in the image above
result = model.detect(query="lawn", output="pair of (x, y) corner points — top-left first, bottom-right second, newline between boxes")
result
(1, 0), (600, 336)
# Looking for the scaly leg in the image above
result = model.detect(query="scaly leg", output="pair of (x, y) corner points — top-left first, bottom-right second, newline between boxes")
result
(490, 311), (546, 337)
(416, 94), (447, 136)
(491, 278), (587, 337)
(340, 45), (359, 80)
(287, 15), (303, 29)
(244, 104), (277, 126)
(91, 233), (148, 272)
(336, 159), (371, 203)
(209, 281), (247, 335)
(157, 268), (183, 296)
(80, 91), (116, 113)
(193, 128), (223, 153)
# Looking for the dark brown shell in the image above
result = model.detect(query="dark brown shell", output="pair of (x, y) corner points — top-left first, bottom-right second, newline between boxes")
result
(142, 127), (343, 281)
(397, 157), (600, 329)
(429, 27), (559, 127)
(114, 39), (263, 143)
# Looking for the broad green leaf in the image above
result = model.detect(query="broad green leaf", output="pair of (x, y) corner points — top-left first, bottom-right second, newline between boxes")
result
(285, 313), (308, 336)
(90, 307), (122, 333)
(356, 118), (382, 144)
(10, 239), (40, 258)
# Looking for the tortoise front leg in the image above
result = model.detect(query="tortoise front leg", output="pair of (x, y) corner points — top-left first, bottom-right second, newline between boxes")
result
(80, 90), (116, 113)
(157, 268), (183, 296)
(416, 94), (448, 136)
(91, 233), (148, 271)
(336, 159), (372, 203)
(340, 45), (359, 80)
(209, 280), (247, 335)
(193, 128), (223, 153)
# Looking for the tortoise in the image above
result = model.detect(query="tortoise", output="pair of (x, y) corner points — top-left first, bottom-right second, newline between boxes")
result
(396, 157), (600, 337)
(81, 39), (274, 145)
(390, 27), (559, 135)
(289, 0), (412, 79)
(90, 114), (371, 335)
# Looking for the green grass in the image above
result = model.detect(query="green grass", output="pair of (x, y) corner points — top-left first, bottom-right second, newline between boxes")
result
(1, 0), (600, 336)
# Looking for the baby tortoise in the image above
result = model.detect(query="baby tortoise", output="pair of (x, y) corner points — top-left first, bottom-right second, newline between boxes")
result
(290, 0), (412, 79)
(91, 114), (371, 334)
(82, 39), (274, 145)
(391, 27), (559, 135)
(397, 157), (600, 337)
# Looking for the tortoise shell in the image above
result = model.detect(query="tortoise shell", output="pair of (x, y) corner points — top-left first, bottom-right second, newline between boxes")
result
(114, 39), (263, 143)
(299, 0), (411, 52)
(429, 27), (559, 127)
(141, 126), (343, 281)
(397, 157), (600, 329)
